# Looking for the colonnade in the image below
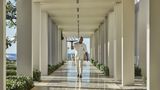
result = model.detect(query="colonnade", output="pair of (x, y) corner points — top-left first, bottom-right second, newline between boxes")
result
(16, 1), (67, 76)
(0, 0), (160, 90)
(90, 0), (133, 85)
(90, 0), (142, 86)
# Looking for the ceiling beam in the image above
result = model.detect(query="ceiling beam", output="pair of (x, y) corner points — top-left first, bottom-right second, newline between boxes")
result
(33, 0), (114, 3)
(40, 3), (114, 10)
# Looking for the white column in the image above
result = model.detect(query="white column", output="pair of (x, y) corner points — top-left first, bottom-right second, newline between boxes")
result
(0, 0), (6, 89)
(52, 23), (56, 65)
(90, 34), (95, 60)
(95, 31), (98, 61)
(32, 2), (41, 70)
(55, 27), (59, 64)
(135, 2), (140, 67)
(108, 11), (115, 77)
(17, 0), (32, 76)
(62, 36), (64, 61)
(57, 29), (61, 62)
(48, 16), (53, 65)
(98, 30), (101, 63)
(58, 30), (62, 63)
(148, 0), (160, 89)
(40, 12), (48, 76)
(104, 17), (108, 66)
(137, 0), (148, 78)
(62, 37), (67, 61)
(97, 29), (101, 63)
(101, 24), (104, 64)
(121, 0), (135, 85)
(100, 28), (102, 64)
(90, 36), (93, 58)
(60, 30), (62, 62)
(92, 35), (95, 60)
(112, 11), (117, 80)
(114, 3), (122, 81)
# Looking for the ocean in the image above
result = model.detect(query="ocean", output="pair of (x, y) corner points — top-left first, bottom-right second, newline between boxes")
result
(6, 53), (16, 60)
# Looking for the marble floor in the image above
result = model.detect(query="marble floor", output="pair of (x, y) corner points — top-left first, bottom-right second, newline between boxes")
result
(32, 61), (146, 90)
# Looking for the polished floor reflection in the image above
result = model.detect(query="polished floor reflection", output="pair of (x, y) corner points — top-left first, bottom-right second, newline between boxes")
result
(32, 61), (146, 90)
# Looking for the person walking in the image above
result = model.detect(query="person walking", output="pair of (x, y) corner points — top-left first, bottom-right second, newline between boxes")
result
(74, 37), (88, 78)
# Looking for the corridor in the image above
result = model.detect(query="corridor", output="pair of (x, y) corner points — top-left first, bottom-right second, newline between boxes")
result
(32, 61), (146, 90)
(1, 0), (160, 89)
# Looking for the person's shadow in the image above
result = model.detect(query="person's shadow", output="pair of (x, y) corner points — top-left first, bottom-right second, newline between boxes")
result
(75, 77), (82, 90)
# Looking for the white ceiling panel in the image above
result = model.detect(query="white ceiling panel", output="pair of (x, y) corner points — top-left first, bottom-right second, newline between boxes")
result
(33, 0), (115, 37)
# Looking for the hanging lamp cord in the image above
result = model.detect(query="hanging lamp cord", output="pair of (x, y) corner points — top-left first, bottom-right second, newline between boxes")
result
(77, 0), (80, 38)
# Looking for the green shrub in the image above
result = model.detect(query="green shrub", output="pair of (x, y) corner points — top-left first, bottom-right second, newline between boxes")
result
(48, 65), (53, 75)
(6, 76), (34, 90)
(6, 79), (25, 90)
(104, 66), (109, 76)
(91, 59), (94, 64)
(7, 64), (17, 70)
(6, 60), (16, 64)
(90, 59), (109, 76)
(96, 63), (102, 69)
(100, 64), (105, 71)
(61, 60), (65, 65)
(93, 61), (98, 66)
(33, 69), (41, 81)
(135, 66), (142, 76)
(56, 64), (60, 68)
(6, 70), (17, 76)
(48, 64), (57, 75)
(48, 61), (65, 75)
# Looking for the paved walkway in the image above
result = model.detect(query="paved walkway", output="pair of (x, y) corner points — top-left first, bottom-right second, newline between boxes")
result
(32, 61), (146, 90)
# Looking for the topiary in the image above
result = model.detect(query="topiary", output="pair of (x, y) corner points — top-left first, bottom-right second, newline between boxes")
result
(6, 70), (17, 76)
(104, 66), (109, 76)
(7, 64), (17, 70)
(6, 76), (34, 90)
(33, 69), (41, 81)
(135, 66), (142, 76)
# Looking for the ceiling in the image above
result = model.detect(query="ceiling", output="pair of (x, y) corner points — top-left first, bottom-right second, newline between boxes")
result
(33, 0), (116, 38)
